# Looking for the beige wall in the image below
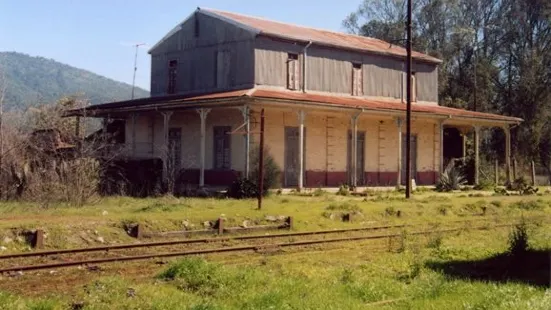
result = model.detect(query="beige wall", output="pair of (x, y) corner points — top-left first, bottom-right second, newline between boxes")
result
(126, 105), (441, 186)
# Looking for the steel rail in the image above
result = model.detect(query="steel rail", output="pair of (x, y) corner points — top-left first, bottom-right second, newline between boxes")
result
(0, 224), (515, 273)
(0, 223), (405, 260)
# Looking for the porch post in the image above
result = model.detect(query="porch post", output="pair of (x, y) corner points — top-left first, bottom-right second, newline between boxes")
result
(461, 132), (468, 159)
(350, 112), (360, 188)
(239, 106), (251, 178)
(298, 110), (306, 190)
(473, 125), (480, 185)
(161, 111), (173, 180)
(504, 125), (512, 183)
(396, 118), (403, 186)
(130, 113), (137, 156)
(197, 108), (211, 187)
(438, 120), (445, 174)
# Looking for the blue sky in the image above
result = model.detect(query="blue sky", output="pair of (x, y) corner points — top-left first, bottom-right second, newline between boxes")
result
(0, 0), (359, 91)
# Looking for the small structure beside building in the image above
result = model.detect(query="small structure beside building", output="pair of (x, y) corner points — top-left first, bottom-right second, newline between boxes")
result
(66, 8), (521, 191)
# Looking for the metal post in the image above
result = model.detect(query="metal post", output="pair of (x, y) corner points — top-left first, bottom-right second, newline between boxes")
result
(512, 158), (517, 180)
(396, 118), (403, 187)
(351, 113), (360, 189)
(298, 110), (305, 191)
(197, 109), (210, 187)
(405, 0), (413, 198)
(531, 160), (536, 186)
(474, 126), (480, 185)
(495, 159), (499, 185)
(504, 126), (512, 183)
(240, 106), (251, 178)
(438, 121), (444, 174)
(131, 43), (145, 100)
(257, 109), (265, 210)
(162, 111), (173, 182)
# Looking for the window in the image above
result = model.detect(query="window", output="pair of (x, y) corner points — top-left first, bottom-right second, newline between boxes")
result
(167, 59), (178, 94)
(412, 72), (417, 102)
(402, 72), (417, 102)
(352, 63), (363, 96)
(216, 50), (231, 88)
(213, 126), (231, 170)
(287, 53), (299, 90)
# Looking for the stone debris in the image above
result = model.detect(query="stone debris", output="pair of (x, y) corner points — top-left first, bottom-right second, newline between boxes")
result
(0, 246), (7, 251)
(101, 210), (108, 216)
(2, 236), (13, 244)
(203, 221), (212, 228)
(96, 236), (105, 243)
(241, 220), (250, 228)
(265, 215), (278, 222)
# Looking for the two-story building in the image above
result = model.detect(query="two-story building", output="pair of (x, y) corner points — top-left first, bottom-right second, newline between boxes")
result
(68, 8), (521, 190)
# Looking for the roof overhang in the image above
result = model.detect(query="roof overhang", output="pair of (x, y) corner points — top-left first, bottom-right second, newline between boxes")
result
(64, 88), (522, 127)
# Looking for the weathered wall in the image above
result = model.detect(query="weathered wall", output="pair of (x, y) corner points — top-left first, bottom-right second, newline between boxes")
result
(125, 106), (440, 187)
(254, 38), (439, 103)
(150, 12), (255, 96)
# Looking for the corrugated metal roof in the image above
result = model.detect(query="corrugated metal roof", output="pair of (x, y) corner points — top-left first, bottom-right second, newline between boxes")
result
(201, 8), (442, 64)
(70, 88), (521, 123)
(250, 89), (522, 122)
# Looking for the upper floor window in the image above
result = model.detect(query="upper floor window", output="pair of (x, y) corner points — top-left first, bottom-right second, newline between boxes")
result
(287, 53), (299, 90)
(216, 50), (231, 88)
(167, 59), (178, 94)
(402, 71), (417, 102)
(352, 63), (363, 96)
(213, 126), (231, 170)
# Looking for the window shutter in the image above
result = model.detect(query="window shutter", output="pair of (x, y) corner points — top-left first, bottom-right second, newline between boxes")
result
(294, 58), (300, 90)
(352, 65), (363, 96)
(411, 74), (417, 102)
(401, 72), (406, 103)
(287, 54), (299, 90)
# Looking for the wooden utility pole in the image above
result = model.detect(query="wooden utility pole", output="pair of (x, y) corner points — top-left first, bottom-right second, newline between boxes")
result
(405, 0), (413, 198)
(257, 109), (265, 210)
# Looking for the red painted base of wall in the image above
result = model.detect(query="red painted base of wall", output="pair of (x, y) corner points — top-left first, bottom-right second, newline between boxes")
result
(178, 169), (436, 188)
(179, 169), (240, 186)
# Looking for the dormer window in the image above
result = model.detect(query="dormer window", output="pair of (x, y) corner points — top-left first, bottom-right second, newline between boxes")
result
(167, 59), (178, 94)
(352, 63), (363, 96)
(287, 53), (299, 90)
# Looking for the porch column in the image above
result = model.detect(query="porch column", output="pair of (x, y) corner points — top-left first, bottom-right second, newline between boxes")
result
(350, 112), (360, 188)
(298, 110), (306, 190)
(130, 113), (137, 156)
(504, 125), (512, 183)
(239, 106), (251, 178)
(438, 120), (445, 174)
(161, 111), (173, 180)
(197, 108), (211, 187)
(473, 125), (480, 185)
(461, 131), (468, 159)
(396, 118), (403, 186)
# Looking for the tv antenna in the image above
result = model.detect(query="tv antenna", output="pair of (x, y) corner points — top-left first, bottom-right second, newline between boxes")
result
(130, 43), (146, 99)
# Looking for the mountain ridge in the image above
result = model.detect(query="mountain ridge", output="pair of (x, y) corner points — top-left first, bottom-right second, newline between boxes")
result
(0, 51), (149, 110)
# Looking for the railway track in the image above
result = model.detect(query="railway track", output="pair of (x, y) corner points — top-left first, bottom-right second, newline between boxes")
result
(0, 218), (524, 273)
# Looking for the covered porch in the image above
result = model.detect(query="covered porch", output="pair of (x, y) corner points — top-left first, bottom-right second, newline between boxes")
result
(66, 88), (521, 191)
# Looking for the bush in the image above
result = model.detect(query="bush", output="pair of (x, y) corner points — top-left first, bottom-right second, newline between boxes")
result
(436, 161), (467, 192)
(158, 258), (221, 294)
(226, 178), (258, 199)
(249, 146), (280, 194)
(508, 221), (529, 256)
(336, 184), (350, 196)
(506, 177), (538, 195)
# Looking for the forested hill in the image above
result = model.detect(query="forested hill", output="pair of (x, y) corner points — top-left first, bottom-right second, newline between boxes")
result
(0, 52), (149, 110)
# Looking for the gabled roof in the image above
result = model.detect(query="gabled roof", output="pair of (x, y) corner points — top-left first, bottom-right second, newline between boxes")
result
(68, 88), (522, 124)
(200, 8), (442, 64)
(150, 8), (442, 64)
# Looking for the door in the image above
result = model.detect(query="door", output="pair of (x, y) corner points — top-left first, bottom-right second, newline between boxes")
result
(401, 134), (417, 185)
(347, 131), (366, 185)
(284, 127), (306, 187)
(168, 128), (182, 175)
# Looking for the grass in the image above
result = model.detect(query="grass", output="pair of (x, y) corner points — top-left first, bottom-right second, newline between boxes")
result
(0, 190), (550, 309)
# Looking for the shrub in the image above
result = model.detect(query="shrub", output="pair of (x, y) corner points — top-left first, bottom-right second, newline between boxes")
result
(336, 184), (350, 196)
(508, 220), (529, 256)
(509, 200), (546, 210)
(226, 178), (258, 199)
(158, 258), (221, 294)
(249, 145), (281, 193)
(506, 177), (539, 195)
(435, 162), (467, 192)
(326, 201), (361, 212)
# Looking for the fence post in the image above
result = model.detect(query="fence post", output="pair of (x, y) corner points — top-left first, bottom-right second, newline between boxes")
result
(33, 229), (44, 249)
(531, 161), (536, 186)
(494, 159), (499, 185)
(285, 216), (293, 230)
(131, 224), (143, 239)
(512, 158), (517, 180)
(217, 218), (224, 235)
